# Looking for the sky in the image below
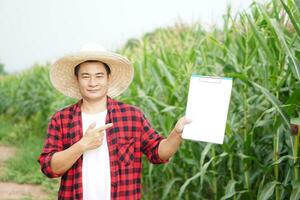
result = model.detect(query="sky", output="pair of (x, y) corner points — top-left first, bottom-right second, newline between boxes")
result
(0, 0), (261, 74)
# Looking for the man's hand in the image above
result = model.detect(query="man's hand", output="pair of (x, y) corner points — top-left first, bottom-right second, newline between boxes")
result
(50, 122), (113, 176)
(77, 122), (113, 152)
(158, 116), (192, 161)
(173, 116), (192, 136)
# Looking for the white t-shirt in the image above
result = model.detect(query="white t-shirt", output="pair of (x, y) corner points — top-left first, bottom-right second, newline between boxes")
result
(81, 110), (111, 200)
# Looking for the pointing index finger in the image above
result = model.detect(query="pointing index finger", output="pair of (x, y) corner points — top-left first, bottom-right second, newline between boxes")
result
(94, 123), (114, 132)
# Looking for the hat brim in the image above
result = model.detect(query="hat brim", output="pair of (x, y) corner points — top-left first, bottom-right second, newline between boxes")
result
(50, 51), (134, 99)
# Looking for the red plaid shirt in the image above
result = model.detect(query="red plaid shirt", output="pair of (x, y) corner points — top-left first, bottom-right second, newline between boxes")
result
(38, 96), (168, 200)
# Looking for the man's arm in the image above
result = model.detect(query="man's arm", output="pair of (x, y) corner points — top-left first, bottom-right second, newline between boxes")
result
(50, 122), (113, 175)
(50, 142), (85, 176)
(158, 117), (191, 161)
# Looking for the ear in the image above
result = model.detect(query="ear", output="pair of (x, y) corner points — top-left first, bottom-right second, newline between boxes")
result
(107, 74), (111, 84)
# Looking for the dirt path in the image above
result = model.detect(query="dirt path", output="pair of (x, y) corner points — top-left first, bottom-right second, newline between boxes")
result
(0, 145), (50, 200)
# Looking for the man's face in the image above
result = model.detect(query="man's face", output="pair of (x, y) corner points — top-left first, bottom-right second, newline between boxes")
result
(76, 62), (110, 101)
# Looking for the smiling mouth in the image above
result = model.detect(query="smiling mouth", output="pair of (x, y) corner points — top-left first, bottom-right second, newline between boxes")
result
(87, 89), (99, 93)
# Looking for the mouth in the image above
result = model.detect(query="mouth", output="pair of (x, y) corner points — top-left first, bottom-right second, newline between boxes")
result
(87, 89), (99, 93)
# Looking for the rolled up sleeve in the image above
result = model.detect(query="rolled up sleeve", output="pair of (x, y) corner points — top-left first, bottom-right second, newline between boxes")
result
(38, 113), (63, 178)
(140, 113), (169, 164)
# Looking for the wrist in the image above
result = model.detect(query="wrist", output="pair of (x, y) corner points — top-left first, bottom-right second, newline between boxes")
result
(168, 129), (183, 142)
(74, 140), (86, 154)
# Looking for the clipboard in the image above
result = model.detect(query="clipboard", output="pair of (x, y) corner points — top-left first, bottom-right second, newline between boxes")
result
(182, 74), (232, 144)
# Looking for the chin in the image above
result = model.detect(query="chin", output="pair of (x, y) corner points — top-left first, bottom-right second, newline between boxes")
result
(83, 93), (106, 101)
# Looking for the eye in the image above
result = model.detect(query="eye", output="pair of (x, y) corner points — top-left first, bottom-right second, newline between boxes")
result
(96, 75), (104, 78)
(82, 76), (89, 79)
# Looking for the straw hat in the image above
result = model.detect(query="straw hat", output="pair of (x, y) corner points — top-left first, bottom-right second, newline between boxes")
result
(50, 43), (134, 99)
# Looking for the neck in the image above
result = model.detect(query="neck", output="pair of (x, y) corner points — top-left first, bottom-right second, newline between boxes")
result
(81, 96), (107, 114)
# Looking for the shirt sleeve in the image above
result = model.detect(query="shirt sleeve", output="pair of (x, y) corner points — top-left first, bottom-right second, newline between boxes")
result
(38, 113), (63, 178)
(140, 112), (169, 164)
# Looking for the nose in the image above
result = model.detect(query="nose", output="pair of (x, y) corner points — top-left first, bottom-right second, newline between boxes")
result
(88, 77), (98, 87)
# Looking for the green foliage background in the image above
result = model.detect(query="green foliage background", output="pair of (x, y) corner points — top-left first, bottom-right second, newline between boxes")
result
(0, 0), (300, 199)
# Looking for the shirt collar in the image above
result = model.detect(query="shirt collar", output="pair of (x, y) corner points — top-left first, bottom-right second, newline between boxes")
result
(75, 96), (115, 114)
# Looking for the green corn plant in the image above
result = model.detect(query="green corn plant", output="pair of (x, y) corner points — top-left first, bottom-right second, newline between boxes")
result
(1, 0), (300, 199)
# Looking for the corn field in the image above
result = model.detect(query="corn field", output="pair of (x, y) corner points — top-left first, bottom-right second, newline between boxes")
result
(0, 0), (300, 199)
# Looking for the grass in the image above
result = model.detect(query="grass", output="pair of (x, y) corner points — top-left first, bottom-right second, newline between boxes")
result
(0, 116), (58, 199)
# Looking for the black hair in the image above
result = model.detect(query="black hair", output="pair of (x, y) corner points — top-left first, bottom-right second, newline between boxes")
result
(74, 60), (111, 77)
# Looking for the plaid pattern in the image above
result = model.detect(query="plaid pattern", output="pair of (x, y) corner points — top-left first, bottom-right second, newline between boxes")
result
(38, 96), (168, 200)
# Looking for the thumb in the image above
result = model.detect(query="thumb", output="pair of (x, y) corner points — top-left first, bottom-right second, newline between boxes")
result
(88, 121), (97, 130)
(175, 117), (192, 133)
(183, 117), (192, 125)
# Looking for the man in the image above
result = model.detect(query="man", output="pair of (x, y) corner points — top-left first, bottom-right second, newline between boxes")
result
(38, 44), (191, 200)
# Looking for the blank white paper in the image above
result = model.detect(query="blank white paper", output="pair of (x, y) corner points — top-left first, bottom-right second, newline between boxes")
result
(182, 75), (232, 144)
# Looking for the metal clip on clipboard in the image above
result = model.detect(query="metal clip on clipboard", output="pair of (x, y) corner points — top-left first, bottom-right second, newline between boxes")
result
(197, 75), (223, 84)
